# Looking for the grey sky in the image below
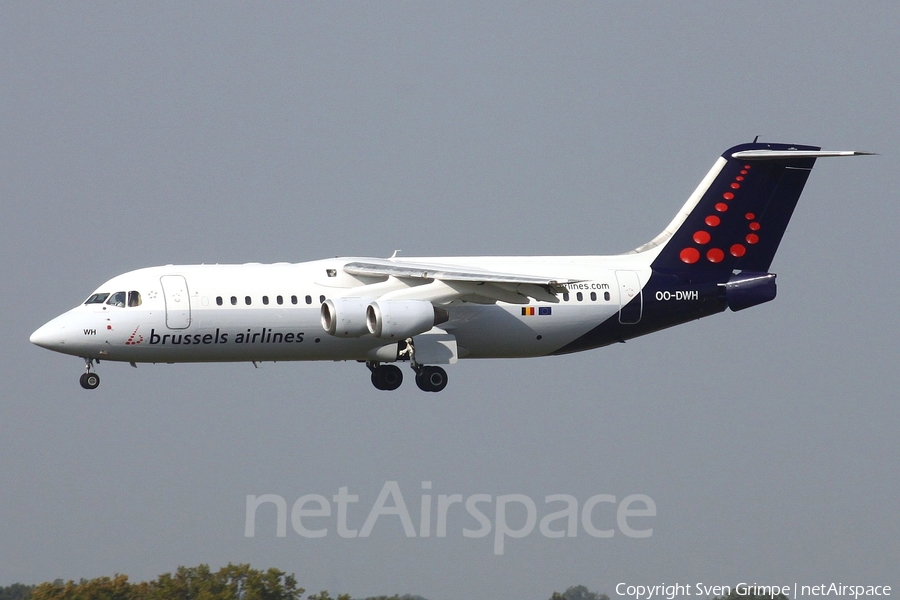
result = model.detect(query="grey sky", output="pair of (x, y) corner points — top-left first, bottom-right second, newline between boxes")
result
(2, 3), (897, 599)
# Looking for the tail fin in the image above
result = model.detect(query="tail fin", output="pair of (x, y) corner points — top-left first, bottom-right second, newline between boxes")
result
(645, 142), (864, 276)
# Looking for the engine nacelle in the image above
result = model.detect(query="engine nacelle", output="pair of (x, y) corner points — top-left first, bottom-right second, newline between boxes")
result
(366, 300), (449, 339)
(321, 298), (371, 337)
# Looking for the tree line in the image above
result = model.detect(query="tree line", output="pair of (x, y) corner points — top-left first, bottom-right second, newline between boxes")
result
(0, 564), (435, 600)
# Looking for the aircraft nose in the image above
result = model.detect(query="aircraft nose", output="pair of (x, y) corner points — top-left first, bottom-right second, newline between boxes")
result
(30, 319), (67, 349)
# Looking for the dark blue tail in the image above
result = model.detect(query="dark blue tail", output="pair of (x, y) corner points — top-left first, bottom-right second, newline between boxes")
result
(650, 142), (820, 276)
(553, 142), (867, 355)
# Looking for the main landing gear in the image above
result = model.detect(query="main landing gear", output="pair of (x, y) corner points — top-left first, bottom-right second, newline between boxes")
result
(415, 365), (448, 393)
(368, 362), (403, 391)
(366, 361), (448, 392)
(79, 358), (100, 390)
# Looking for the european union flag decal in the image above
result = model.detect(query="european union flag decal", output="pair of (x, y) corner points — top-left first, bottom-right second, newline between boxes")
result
(538, 307), (552, 316)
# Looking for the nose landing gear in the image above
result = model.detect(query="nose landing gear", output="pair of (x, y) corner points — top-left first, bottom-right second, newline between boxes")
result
(79, 358), (100, 390)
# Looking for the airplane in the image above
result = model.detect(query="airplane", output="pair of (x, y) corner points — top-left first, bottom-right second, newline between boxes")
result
(30, 141), (870, 392)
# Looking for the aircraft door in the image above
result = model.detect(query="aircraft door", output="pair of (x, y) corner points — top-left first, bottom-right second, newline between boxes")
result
(615, 270), (642, 324)
(160, 275), (191, 329)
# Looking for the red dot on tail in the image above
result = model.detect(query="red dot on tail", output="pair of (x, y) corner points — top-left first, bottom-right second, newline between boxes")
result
(735, 176), (744, 181)
(680, 248), (700, 264)
(746, 233), (759, 244)
(744, 165), (751, 169)
(745, 212), (755, 220)
(715, 202), (728, 212)
(693, 231), (711, 244)
(723, 192), (735, 200)
(749, 222), (761, 231)
(740, 170), (748, 175)
(705, 215), (721, 227)
(730, 244), (746, 257)
(730, 183), (741, 189)
(707, 248), (725, 263)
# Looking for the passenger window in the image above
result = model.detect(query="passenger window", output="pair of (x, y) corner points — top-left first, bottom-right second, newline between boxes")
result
(84, 293), (110, 305)
(604, 291), (611, 301)
(562, 292), (569, 302)
(263, 296), (269, 305)
(305, 295), (312, 305)
(106, 291), (127, 307)
(245, 296), (251, 305)
(590, 292), (597, 302)
(231, 296), (237, 306)
(276, 295), (283, 305)
(291, 295), (298, 305)
(576, 292), (583, 302)
(128, 291), (142, 307)
(216, 296), (223, 306)
(319, 295), (326, 303)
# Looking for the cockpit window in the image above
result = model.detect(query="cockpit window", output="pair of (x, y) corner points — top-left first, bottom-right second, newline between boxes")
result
(106, 291), (127, 307)
(128, 291), (142, 307)
(84, 293), (110, 305)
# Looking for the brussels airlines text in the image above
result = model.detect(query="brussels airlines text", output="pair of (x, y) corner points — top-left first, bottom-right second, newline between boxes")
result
(149, 328), (304, 346)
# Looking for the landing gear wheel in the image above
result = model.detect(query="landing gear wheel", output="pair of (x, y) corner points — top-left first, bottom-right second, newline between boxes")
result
(371, 364), (403, 391)
(80, 372), (100, 390)
(415, 366), (448, 393)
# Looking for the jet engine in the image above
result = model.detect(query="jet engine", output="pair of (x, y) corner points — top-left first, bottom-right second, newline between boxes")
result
(321, 298), (371, 337)
(366, 300), (449, 339)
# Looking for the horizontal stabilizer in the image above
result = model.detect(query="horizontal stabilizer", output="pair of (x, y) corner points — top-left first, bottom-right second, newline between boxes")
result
(732, 149), (875, 160)
(725, 272), (777, 311)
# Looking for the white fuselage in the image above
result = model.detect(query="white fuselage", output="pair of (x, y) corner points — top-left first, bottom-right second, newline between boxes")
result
(31, 254), (652, 365)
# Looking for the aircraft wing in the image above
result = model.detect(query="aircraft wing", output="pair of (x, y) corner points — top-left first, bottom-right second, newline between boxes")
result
(342, 259), (579, 304)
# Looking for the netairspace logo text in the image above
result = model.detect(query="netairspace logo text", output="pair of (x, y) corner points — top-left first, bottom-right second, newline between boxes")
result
(245, 481), (656, 555)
